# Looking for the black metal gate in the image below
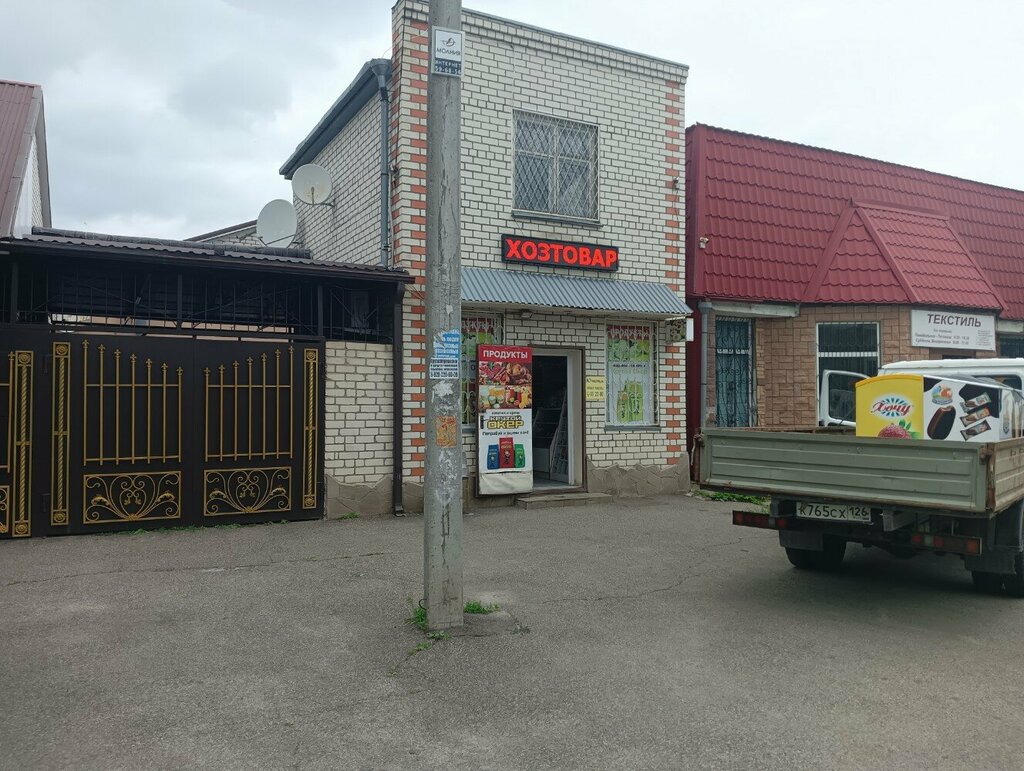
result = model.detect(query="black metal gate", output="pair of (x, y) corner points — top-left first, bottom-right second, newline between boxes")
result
(0, 331), (323, 538)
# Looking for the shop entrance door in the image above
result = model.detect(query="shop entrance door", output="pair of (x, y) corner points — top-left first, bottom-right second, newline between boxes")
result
(531, 349), (582, 489)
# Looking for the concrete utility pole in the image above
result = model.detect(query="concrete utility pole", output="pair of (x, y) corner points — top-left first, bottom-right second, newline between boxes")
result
(423, 0), (464, 629)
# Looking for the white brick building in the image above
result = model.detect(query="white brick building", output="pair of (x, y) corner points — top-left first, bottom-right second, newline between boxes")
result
(277, 1), (691, 514)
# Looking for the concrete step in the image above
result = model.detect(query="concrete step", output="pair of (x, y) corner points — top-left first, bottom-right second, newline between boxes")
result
(515, 492), (612, 510)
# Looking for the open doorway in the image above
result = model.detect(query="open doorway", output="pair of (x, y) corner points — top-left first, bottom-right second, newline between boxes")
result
(531, 349), (583, 490)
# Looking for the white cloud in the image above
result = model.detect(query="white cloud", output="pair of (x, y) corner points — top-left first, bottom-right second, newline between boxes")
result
(2, 0), (1023, 239)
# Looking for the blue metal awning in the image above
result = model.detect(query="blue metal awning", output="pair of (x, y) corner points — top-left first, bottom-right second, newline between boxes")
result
(461, 267), (691, 318)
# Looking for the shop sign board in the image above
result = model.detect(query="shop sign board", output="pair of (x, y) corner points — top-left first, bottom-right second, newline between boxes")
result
(477, 345), (533, 494)
(431, 27), (464, 77)
(911, 310), (995, 351)
(501, 235), (619, 272)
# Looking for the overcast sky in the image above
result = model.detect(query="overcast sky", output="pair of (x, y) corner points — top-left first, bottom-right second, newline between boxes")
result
(4, 0), (1023, 239)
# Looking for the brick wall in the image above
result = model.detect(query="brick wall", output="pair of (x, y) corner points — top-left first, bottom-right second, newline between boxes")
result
(323, 341), (394, 514)
(295, 97), (383, 264)
(704, 304), (998, 429)
(391, 0), (689, 497)
(460, 311), (683, 472)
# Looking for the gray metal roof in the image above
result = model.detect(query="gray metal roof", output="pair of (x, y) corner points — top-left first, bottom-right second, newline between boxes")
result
(461, 267), (691, 318)
(2, 228), (413, 283)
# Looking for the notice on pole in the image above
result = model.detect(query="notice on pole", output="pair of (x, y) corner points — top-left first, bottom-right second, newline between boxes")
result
(432, 27), (464, 77)
(433, 329), (461, 360)
(477, 345), (533, 495)
(911, 310), (995, 351)
(585, 376), (606, 401)
(429, 358), (460, 380)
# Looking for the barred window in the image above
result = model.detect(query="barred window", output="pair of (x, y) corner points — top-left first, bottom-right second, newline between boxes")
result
(513, 111), (598, 221)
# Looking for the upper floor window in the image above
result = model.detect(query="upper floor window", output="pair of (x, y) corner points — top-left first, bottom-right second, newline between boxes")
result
(513, 111), (598, 221)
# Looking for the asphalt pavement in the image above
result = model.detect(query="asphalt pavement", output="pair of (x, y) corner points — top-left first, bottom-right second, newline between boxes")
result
(2, 495), (1023, 770)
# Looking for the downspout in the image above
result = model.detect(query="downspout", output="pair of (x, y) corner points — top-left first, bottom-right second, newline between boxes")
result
(375, 63), (391, 268)
(373, 60), (403, 514)
(392, 283), (406, 515)
(699, 301), (712, 430)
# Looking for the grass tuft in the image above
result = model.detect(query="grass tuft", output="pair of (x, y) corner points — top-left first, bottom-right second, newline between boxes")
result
(463, 600), (500, 615)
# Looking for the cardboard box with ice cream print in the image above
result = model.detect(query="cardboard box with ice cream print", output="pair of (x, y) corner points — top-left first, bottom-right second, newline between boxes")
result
(855, 373), (1024, 442)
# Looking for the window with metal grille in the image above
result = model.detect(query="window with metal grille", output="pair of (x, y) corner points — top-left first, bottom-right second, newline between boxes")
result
(817, 323), (879, 422)
(513, 111), (598, 221)
(715, 318), (754, 427)
(817, 323), (879, 379)
(999, 336), (1024, 359)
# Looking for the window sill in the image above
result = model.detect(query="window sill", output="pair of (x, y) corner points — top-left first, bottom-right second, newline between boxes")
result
(604, 424), (662, 432)
(511, 210), (602, 229)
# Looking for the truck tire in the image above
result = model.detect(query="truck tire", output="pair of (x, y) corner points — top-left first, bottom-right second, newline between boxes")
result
(786, 538), (846, 571)
(972, 571), (1004, 594)
(1003, 555), (1024, 598)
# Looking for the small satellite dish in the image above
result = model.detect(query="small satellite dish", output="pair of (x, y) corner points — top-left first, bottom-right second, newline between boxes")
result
(292, 163), (334, 206)
(256, 199), (297, 247)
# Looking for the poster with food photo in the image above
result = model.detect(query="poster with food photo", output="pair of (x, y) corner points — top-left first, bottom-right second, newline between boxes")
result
(477, 345), (533, 494)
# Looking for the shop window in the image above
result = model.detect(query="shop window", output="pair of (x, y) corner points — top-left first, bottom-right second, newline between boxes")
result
(817, 323), (879, 379)
(817, 323), (879, 420)
(461, 315), (502, 427)
(513, 111), (598, 221)
(1000, 336), (1024, 359)
(606, 323), (655, 426)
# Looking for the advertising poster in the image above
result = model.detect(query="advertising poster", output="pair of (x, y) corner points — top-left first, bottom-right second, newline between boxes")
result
(855, 373), (1024, 443)
(607, 324), (654, 425)
(477, 345), (533, 495)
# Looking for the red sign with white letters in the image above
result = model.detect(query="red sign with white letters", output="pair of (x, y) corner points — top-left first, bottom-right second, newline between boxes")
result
(500, 235), (620, 272)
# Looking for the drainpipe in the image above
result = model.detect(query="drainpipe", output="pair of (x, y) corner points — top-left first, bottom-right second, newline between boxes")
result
(699, 301), (712, 430)
(374, 63), (392, 267)
(392, 283), (405, 515)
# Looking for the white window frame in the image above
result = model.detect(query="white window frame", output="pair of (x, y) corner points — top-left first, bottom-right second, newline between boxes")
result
(511, 110), (600, 224)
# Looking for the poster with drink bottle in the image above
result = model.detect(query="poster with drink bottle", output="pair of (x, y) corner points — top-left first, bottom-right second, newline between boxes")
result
(477, 345), (533, 494)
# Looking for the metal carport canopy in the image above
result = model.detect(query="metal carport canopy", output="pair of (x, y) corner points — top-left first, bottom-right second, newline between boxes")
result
(461, 267), (691, 318)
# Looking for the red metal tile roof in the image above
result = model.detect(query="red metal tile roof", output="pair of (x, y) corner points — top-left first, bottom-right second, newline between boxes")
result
(0, 80), (43, 236)
(687, 125), (1024, 317)
(803, 204), (1002, 310)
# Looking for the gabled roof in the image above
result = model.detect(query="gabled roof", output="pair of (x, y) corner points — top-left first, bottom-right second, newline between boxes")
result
(279, 59), (389, 179)
(0, 80), (50, 236)
(803, 203), (1002, 311)
(687, 124), (1024, 318)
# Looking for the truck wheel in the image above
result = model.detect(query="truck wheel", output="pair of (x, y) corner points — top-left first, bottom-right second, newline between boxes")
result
(785, 548), (820, 570)
(786, 538), (846, 571)
(972, 571), (1004, 594)
(1003, 555), (1024, 598)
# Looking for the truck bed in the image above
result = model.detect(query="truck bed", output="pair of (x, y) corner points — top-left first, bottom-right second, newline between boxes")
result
(696, 429), (1024, 516)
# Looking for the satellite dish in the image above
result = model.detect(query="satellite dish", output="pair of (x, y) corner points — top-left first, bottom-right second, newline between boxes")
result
(256, 199), (297, 246)
(292, 163), (334, 206)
